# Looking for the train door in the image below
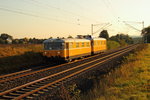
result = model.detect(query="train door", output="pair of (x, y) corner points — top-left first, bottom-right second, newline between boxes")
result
(66, 42), (69, 59)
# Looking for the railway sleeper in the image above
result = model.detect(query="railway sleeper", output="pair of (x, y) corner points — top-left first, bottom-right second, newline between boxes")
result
(50, 84), (57, 88)
(9, 92), (20, 96)
(32, 93), (40, 96)
(37, 91), (45, 94)
(25, 96), (34, 99)
(46, 87), (53, 90)
(42, 89), (49, 91)
(26, 86), (36, 89)
(15, 90), (27, 94)
(2, 95), (15, 99)
(30, 84), (38, 87)
(38, 81), (47, 84)
(20, 88), (31, 91)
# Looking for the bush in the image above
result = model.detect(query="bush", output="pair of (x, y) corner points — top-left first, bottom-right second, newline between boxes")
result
(107, 40), (120, 50)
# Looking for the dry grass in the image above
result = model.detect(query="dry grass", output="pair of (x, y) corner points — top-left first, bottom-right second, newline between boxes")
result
(0, 44), (44, 74)
(0, 44), (42, 58)
(81, 44), (150, 100)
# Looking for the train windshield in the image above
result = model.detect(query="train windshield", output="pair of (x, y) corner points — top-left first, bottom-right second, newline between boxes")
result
(44, 42), (64, 50)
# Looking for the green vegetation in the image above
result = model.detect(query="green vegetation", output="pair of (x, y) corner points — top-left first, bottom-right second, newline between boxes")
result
(0, 44), (45, 74)
(107, 40), (120, 50)
(142, 26), (150, 43)
(99, 30), (109, 40)
(109, 34), (133, 45)
(99, 30), (134, 50)
(80, 44), (149, 100)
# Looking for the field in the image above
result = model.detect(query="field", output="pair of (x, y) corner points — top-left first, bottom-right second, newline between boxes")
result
(80, 44), (150, 100)
(0, 44), (45, 74)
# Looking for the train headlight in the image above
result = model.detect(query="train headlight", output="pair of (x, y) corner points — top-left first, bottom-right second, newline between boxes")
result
(57, 52), (60, 54)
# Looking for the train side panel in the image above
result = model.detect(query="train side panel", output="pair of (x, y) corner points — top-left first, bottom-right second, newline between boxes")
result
(65, 41), (91, 60)
(93, 39), (107, 54)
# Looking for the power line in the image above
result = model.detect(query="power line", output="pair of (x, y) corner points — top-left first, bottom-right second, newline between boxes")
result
(66, 0), (100, 22)
(29, 0), (99, 23)
(0, 7), (80, 25)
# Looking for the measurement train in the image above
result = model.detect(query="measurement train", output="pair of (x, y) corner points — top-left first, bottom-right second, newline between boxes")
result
(43, 36), (107, 61)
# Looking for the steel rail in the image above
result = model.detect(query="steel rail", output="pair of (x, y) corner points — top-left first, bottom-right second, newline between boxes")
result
(0, 45), (134, 83)
(0, 44), (138, 99)
(14, 44), (138, 100)
(0, 69), (31, 79)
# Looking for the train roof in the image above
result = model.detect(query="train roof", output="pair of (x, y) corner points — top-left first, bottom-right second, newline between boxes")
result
(43, 37), (106, 43)
(91, 37), (106, 40)
(43, 38), (90, 43)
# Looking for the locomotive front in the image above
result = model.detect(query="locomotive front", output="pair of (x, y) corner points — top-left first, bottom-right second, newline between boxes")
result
(43, 39), (66, 60)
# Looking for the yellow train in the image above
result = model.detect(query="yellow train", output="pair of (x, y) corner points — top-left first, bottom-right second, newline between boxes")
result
(43, 37), (107, 61)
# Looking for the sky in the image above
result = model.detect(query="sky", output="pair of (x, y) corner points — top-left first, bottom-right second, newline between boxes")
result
(0, 0), (150, 39)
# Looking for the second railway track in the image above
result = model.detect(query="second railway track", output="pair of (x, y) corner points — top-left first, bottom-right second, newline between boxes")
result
(0, 44), (139, 99)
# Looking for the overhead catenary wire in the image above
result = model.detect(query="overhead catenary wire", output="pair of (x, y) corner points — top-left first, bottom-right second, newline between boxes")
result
(93, 23), (112, 35)
(0, 7), (85, 26)
(65, 0), (101, 22)
(29, 0), (100, 23)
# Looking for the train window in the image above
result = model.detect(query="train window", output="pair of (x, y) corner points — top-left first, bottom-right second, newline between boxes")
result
(94, 41), (97, 45)
(82, 42), (84, 47)
(100, 41), (102, 45)
(76, 42), (79, 48)
(98, 41), (100, 45)
(69, 42), (73, 48)
(44, 42), (65, 50)
(86, 42), (89, 47)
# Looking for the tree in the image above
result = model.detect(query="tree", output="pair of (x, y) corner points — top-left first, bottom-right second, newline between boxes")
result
(0, 38), (5, 44)
(0, 33), (13, 40)
(109, 34), (133, 45)
(0, 33), (13, 44)
(142, 26), (150, 43)
(99, 30), (109, 40)
(67, 35), (73, 38)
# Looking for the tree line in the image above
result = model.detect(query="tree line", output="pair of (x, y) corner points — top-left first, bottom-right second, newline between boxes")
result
(99, 25), (150, 44)
(99, 30), (134, 46)
(0, 33), (45, 44)
(1, 25), (150, 45)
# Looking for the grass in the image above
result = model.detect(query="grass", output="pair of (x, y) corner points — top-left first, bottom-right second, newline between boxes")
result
(0, 44), (42, 58)
(80, 44), (150, 100)
(0, 44), (45, 75)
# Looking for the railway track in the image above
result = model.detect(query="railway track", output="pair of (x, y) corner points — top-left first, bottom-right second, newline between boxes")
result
(0, 44), (134, 84)
(0, 44), (139, 99)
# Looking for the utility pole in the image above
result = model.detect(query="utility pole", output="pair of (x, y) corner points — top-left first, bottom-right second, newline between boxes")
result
(123, 21), (145, 43)
(91, 24), (93, 36)
(91, 23), (111, 36)
(142, 21), (146, 43)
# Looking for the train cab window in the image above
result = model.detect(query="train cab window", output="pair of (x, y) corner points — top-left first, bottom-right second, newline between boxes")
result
(44, 42), (64, 50)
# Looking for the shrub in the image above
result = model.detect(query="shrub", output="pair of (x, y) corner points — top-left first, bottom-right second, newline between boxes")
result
(107, 40), (120, 50)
